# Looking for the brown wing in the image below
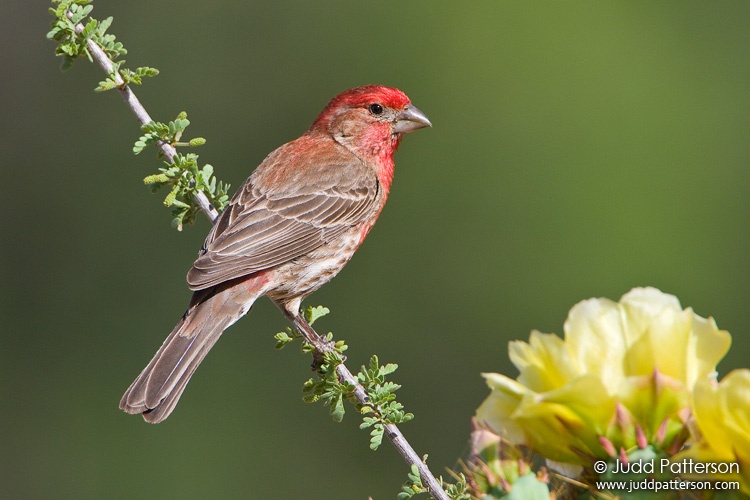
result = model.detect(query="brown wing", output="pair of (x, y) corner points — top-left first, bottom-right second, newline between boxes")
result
(186, 139), (380, 290)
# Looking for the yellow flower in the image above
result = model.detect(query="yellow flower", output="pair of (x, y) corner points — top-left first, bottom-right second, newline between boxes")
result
(476, 287), (731, 465)
(678, 369), (750, 493)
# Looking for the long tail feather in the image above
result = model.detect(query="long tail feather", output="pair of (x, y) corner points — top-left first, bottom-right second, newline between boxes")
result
(120, 279), (261, 423)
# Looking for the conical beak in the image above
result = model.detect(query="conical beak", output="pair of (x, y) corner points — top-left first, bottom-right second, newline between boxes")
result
(392, 104), (432, 134)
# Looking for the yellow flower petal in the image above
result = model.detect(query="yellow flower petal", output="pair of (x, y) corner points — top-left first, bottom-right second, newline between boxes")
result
(513, 375), (614, 462)
(476, 287), (733, 469)
(680, 369), (750, 493)
(510, 331), (577, 393)
(685, 313), (732, 387)
(477, 373), (527, 444)
(564, 296), (627, 392)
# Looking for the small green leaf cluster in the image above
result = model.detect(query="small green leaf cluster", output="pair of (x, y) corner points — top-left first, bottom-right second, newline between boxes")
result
(273, 330), (298, 350)
(49, 0), (225, 230)
(398, 464), (425, 499)
(359, 355), (413, 450)
(274, 306), (414, 449)
(48, 1), (98, 70)
(134, 113), (193, 154)
(146, 153), (227, 231)
(302, 348), (350, 423)
(443, 476), (471, 500)
(138, 112), (229, 230)
(47, 0), (158, 89)
(275, 306), (331, 349)
(399, 466), (471, 500)
(98, 64), (159, 92)
(274, 306), (350, 421)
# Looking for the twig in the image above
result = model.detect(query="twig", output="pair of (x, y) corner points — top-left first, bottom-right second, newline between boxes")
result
(68, 12), (219, 223)
(289, 313), (450, 500)
(71, 11), (449, 500)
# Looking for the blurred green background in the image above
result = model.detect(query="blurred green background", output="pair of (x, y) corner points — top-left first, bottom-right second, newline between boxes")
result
(2, 1), (749, 498)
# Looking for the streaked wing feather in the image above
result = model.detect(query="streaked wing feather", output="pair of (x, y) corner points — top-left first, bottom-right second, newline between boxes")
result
(187, 157), (378, 290)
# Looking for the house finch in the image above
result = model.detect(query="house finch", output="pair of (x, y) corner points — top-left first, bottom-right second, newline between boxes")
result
(120, 85), (431, 423)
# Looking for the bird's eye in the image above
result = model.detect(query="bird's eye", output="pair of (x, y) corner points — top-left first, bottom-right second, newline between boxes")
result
(368, 103), (384, 115)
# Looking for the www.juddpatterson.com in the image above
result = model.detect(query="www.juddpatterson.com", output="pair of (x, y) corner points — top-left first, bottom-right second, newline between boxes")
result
(593, 458), (741, 493)
(595, 477), (740, 494)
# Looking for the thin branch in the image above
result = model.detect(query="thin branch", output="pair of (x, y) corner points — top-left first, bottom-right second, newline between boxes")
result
(68, 12), (219, 223)
(290, 314), (450, 500)
(70, 10), (449, 500)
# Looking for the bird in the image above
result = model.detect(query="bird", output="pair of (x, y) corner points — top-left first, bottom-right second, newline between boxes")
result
(119, 85), (431, 423)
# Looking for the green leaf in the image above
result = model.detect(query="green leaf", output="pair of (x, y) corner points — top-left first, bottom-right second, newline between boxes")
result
(329, 394), (345, 423)
(369, 423), (385, 450)
(95, 78), (117, 92)
(97, 16), (112, 35)
(381, 362), (399, 376)
(398, 463), (425, 499)
(305, 305), (330, 325)
(199, 164), (214, 186)
(46, 25), (63, 40)
(369, 354), (380, 373)
(359, 416), (377, 429)
(408, 464), (423, 485)
(80, 18), (97, 41)
(170, 199), (191, 210)
(135, 66), (159, 77)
